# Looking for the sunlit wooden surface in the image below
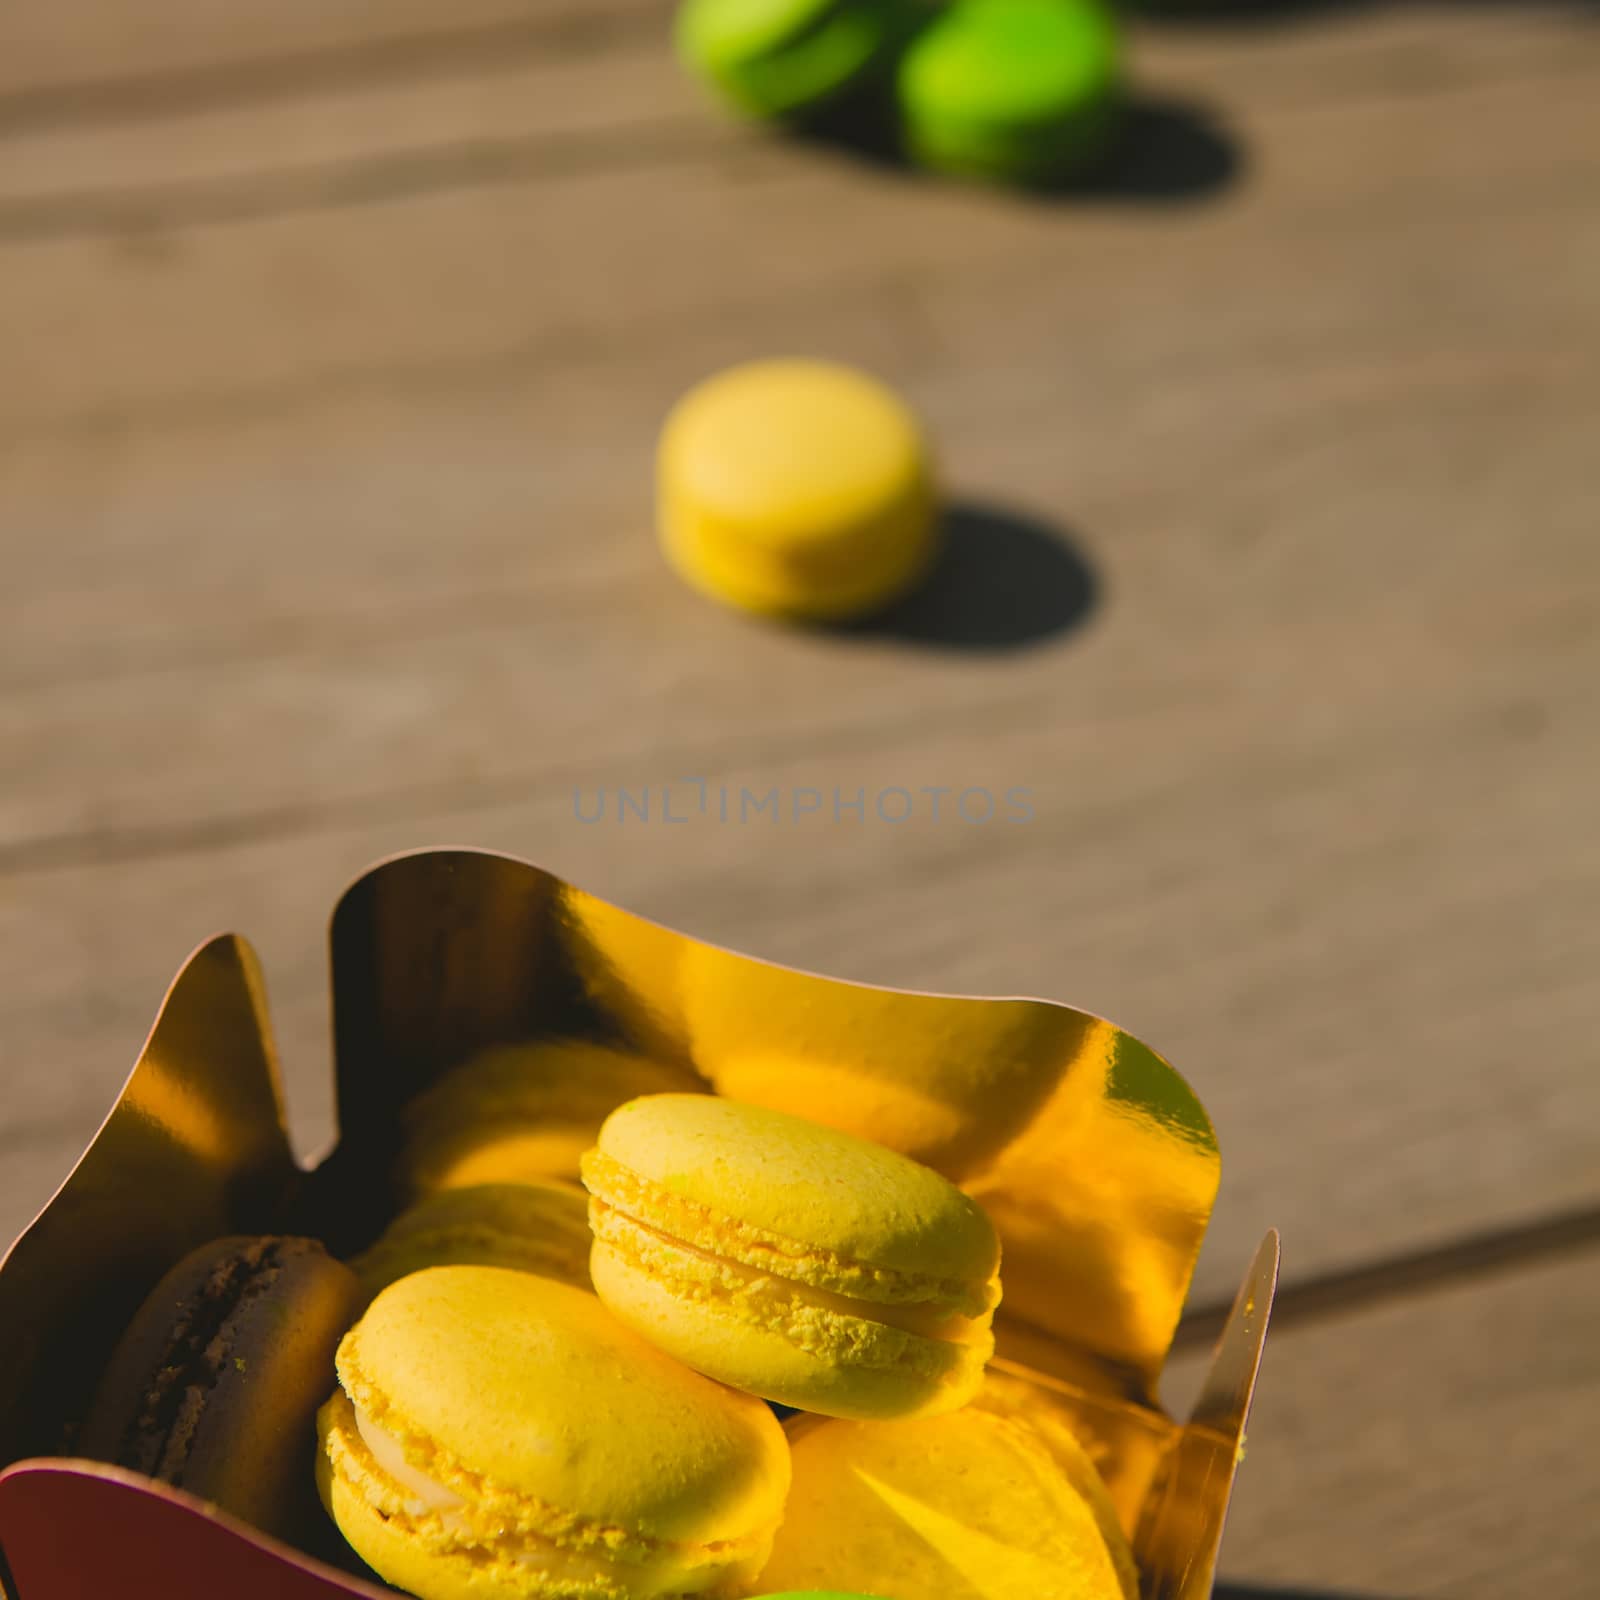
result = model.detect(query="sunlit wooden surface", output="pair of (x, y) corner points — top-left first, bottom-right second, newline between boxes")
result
(2, 3), (1597, 1594)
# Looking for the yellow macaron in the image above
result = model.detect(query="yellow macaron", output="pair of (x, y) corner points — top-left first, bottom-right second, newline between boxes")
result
(350, 1182), (594, 1302)
(394, 1039), (704, 1198)
(658, 359), (938, 621)
(756, 1406), (1138, 1600)
(580, 1093), (1001, 1420)
(317, 1266), (791, 1600)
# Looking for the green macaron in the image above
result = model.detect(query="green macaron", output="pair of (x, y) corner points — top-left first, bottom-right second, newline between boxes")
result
(677, 0), (912, 121)
(896, 0), (1124, 185)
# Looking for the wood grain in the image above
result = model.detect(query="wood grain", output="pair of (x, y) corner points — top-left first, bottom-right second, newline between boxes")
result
(2, 633), (1596, 1304)
(1167, 1251), (1600, 1598)
(4, 12), (1598, 432)
(3, 6), (1586, 207)
(2, 0), (1597, 1264)
(0, 6), (1597, 1586)
(0, 0), (665, 111)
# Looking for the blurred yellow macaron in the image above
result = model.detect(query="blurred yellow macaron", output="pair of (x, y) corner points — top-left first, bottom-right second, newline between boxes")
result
(394, 1039), (703, 1198)
(317, 1267), (790, 1600)
(581, 1093), (1001, 1420)
(658, 359), (938, 621)
(350, 1182), (594, 1303)
(757, 1406), (1138, 1600)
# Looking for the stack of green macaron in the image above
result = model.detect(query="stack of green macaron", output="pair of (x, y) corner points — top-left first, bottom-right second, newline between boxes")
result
(677, 0), (1125, 185)
(676, 0), (918, 121)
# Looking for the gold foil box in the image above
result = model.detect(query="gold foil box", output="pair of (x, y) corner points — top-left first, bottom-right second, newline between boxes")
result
(0, 848), (1276, 1600)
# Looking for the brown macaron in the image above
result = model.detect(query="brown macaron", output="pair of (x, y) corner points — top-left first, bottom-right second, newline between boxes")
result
(78, 1235), (361, 1545)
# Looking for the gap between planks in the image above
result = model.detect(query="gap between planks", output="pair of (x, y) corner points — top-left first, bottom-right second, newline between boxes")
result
(1, 0), (1583, 140)
(3, 5), (1597, 240)
(0, 688), (1057, 878)
(1174, 1197), (1600, 1351)
(0, 3), (669, 135)
(0, 118), (726, 246)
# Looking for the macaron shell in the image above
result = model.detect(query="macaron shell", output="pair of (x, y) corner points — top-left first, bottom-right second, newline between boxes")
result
(317, 1393), (760, 1599)
(758, 1409), (1135, 1600)
(80, 1236), (361, 1545)
(337, 1267), (790, 1545)
(395, 1039), (703, 1197)
(658, 360), (937, 620)
(662, 488), (938, 621)
(905, 95), (1123, 186)
(969, 1370), (1140, 1600)
(588, 1095), (1000, 1291)
(351, 1181), (594, 1300)
(317, 1428), (485, 1600)
(680, 0), (857, 65)
(679, 0), (907, 119)
(661, 361), (928, 547)
(898, 0), (1123, 183)
(587, 1227), (989, 1420)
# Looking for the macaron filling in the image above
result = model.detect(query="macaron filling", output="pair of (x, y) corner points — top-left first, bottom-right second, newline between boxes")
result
(591, 1200), (983, 1356)
(351, 1403), (467, 1519)
(583, 1148), (998, 1398)
(109, 1238), (290, 1482)
(583, 1150), (998, 1319)
(324, 1390), (769, 1592)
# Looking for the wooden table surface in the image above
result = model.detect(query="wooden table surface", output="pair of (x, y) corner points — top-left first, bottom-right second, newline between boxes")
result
(3, 1), (1598, 1594)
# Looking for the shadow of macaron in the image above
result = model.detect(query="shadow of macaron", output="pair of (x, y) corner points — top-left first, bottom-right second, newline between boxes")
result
(828, 500), (1101, 654)
(782, 0), (1244, 204)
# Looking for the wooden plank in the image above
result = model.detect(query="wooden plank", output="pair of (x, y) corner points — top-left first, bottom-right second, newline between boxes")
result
(3, 5), (1588, 206)
(2, 51), (1596, 679)
(1168, 1253), (1600, 1598)
(0, 1), (666, 110)
(1, 620), (1597, 1298)
(2, 319), (1596, 847)
(0, 0), (1597, 1336)
(1, 0), (1581, 137)
(2, 140), (1596, 842)
(3, 12), (1598, 433)
(1138, 2), (1600, 111)
(0, 43), (704, 211)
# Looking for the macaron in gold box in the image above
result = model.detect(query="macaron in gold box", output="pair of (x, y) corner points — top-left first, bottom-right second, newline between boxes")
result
(0, 848), (1276, 1600)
